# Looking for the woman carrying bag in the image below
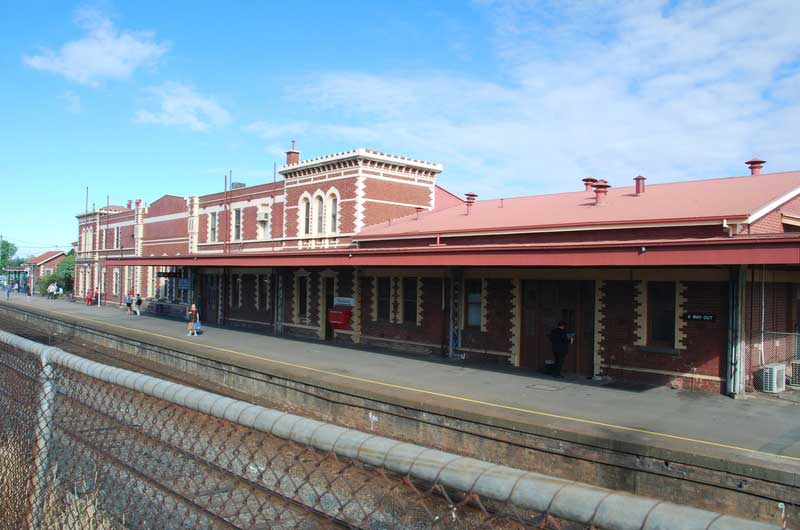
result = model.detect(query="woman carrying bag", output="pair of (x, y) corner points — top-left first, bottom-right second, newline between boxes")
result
(187, 303), (201, 337)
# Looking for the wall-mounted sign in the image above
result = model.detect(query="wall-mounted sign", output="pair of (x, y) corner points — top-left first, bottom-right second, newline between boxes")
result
(178, 278), (191, 290)
(156, 271), (181, 278)
(684, 313), (715, 322)
(334, 296), (355, 307)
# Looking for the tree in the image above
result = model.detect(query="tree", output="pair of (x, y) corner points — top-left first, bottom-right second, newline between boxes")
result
(55, 250), (75, 291)
(0, 240), (17, 270)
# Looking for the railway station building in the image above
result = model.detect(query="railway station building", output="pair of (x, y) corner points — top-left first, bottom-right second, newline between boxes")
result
(76, 145), (800, 395)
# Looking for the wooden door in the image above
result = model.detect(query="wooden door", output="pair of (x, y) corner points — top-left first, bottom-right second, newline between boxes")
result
(202, 275), (219, 324)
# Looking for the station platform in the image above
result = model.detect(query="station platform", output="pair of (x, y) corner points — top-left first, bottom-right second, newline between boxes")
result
(1, 295), (798, 517)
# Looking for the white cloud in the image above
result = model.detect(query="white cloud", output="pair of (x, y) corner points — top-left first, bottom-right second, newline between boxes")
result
(135, 82), (231, 132)
(23, 8), (168, 86)
(267, 0), (800, 198)
(60, 91), (81, 113)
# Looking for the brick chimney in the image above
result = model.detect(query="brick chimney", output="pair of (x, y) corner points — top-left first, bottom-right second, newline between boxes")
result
(593, 179), (611, 206)
(582, 177), (598, 192)
(126, 200), (132, 209)
(634, 175), (646, 195)
(285, 140), (300, 165)
(746, 158), (765, 175)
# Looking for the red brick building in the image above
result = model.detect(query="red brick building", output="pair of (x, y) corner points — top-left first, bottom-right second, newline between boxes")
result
(24, 250), (67, 294)
(81, 148), (800, 395)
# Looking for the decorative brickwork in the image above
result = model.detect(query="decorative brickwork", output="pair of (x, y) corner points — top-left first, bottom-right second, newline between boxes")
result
(593, 280), (605, 377)
(480, 279), (488, 332)
(370, 276), (378, 322)
(354, 176), (366, 232)
(634, 280), (647, 346)
(351, 267), (362, 343)
(416, 278), (423, 326)
(675, 281), (687, 350)
(509, 278), (521, 366)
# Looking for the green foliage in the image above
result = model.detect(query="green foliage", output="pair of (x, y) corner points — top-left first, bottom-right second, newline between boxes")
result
(0, 240), (17, 269)
(55, 253), (75, 289)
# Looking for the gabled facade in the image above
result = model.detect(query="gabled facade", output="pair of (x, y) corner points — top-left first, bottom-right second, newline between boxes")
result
(85, 148), (800, 396)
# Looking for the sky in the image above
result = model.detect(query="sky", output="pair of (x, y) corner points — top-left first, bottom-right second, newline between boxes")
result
(1, 0), (799, 257)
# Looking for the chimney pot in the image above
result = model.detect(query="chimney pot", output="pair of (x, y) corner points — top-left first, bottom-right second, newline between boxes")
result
(126, 200), (132, 209)
(285, 140), (301, 165)
(582, 177), (598, 192)
(634, 175), (646, 195)
(746, 157), (765, 175)
(465, 192), (477, 215)
(593, 179), (611, 206)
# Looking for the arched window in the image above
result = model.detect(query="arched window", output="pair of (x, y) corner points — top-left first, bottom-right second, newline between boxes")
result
(302, 199), (311, 235)
(316, 196), (324, 234)
(328, 195), (338, 234)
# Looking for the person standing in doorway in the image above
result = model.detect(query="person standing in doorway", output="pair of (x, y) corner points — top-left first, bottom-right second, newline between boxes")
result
(548, 320), (571, 378)
(186, 303), (200, 336)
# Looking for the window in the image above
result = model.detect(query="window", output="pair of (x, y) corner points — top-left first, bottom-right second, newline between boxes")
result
(112, 268), (120, 296)
(101, 230), (107, 250)
(233, 209), (242, 240)
(402, 277), (417, 324)
(298, 276), (308, 318)
(376, 277), (391, 321)
(465, 279), (482, 328)
(648, 281), (676, 348)
(114, 227), (121, 248)
(209, 212), (217, 242)
(302, 199), (311, 235)
(316, 196), (324, 234)
(329, 195), (338, 233)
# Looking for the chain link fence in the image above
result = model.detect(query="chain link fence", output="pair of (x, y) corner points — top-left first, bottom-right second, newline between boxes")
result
(0, 330), (779, 530)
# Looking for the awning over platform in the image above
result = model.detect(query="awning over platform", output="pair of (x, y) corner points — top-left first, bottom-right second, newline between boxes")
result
(105, 235), (800, 268)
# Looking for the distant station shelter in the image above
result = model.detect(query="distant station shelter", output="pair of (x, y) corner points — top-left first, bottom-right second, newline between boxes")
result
(78, 145), (799, 396)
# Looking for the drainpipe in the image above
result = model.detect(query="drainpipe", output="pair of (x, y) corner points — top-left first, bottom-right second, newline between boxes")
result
(727, 265), (747, 397)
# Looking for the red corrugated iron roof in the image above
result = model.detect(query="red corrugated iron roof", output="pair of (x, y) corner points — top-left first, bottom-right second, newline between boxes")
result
(25, 250), (66, 266)
(356, 171), (800, 240)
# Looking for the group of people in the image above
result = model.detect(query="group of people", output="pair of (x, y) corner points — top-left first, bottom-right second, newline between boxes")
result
(2, 280), (19, 301)
(124, 292), (144, 316)
(46, 282), (63, 299)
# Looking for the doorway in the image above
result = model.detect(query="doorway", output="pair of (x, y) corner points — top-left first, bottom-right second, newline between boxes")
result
(520, 280), (594, 376)
(323, 276), (335, 340)
(201, 274), (220, 325)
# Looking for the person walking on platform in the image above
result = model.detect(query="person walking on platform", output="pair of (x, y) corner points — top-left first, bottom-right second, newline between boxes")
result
(125, 292), (133, 315)
(187, 303), (200, 336)
(547, 320), (571, 378)
(134, 293), (142, 316)
(3, 281), (11, 301)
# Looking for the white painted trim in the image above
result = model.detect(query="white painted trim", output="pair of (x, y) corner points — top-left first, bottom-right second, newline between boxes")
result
(365, 198), (432, 209)
(105, 220), (135, 229)
(144, 212), (188, 224)
(280, 147), (443, 172)
(364, 174), (437, 187)
(355, 219), (727, 242)
(141, 237), (188, 244)
(600, 364), (724, 382)
(745, 186), (800, 225)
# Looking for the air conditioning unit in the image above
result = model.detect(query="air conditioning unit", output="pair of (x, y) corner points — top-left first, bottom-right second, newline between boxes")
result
(756, 363), (786, 393)
(790, 360), (800, 387)
(256, 212), (269, 222)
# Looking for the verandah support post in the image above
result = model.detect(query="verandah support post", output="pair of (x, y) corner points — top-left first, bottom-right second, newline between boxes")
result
(27, 349), (57, 530)
(727, 265), (747, 397)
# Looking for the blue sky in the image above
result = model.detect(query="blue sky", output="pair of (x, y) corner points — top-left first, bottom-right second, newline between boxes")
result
(1, 0), (799, 256)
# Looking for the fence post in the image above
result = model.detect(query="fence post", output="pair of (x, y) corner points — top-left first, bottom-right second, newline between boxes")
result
(27, 348), (57, 530)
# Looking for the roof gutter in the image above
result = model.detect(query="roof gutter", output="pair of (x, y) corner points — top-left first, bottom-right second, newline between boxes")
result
(354, 216), (747, 243)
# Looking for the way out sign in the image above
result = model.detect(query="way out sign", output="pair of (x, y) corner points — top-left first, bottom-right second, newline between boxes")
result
(684, 313), (715, 322)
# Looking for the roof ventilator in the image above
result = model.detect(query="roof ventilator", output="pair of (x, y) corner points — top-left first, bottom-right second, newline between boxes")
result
(634, 175), (646, 195)
(746, 158), (765, 175)
(593, 180), (611, 206)
(465, 192), (477, 215)
(582, 177), (598, 192)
